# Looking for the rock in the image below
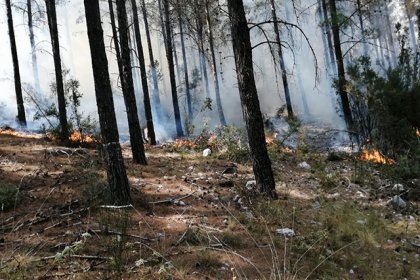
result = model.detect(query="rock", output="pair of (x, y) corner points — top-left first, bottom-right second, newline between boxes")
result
(245, 180), (256, 190)
(391, 195), (406, 209)
(275, 228), (295, 237)
(392, 183), (404, 192)
(298, 161), (311, 170)
(219, 180), (234, 188)
(203, 148), (212, 157)
(222, 166), (237, 174)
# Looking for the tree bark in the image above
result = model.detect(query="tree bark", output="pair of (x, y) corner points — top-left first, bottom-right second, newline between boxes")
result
(163, 0), (184, 136)
(227, 0), (277, 199)
(45, 0), (69, 141)
(177, 0), (192, 121)
(140, 0), (161, 111)
(270, 0), (294, 119)
(6, 0), (26, 127)
(131, 0), (157, 145)
(108, 0), (124, 86)
(83, 0), (131, 205)
(116, 0), (147, 164)
(205, 0), (226, 126)
(328, 0), (353, 128)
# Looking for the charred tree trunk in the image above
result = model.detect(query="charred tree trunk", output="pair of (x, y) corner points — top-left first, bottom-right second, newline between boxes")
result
(140, 0), (161, 111)
(116, 0), (147, 164)
(6, 0), (26, 127)
(163, 0), (184, 136)
(194, 0), (210, 98)
(177, 1), (192, 121)
(27, 0), (42, 99)
(131, 0), (156, 145)
(321, 0), (337, 75)
(356, 0), (368, 57)
(84, 0), (131, 205)
(45, 0), (69, 141)
(227, 0), (276, 199)
(270, 0), (294, 118)
(328, 0), (353, 129)
(205, 0), (226, 126)
(108, 0), (124, 86)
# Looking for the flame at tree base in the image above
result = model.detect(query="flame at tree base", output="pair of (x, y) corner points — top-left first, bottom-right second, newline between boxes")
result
(360, 148), (395, 164)
(69, 130), (97, 144)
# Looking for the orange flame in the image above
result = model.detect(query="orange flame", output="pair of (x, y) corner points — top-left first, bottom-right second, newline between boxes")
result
(172, 139), (197, 149)
(360, 149), (395, 164)
(69, 130), (96, 144)
(0, 127), (42, 139)
(265, 132), (278, 145)
(416, 129), (420, 137)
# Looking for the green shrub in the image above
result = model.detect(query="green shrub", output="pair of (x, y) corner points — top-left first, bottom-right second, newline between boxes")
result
(0, 183), (20, 211)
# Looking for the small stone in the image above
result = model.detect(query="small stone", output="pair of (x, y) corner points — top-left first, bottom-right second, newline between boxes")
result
(391, 195), (406, 209)
(392, 183), (404, 192)
(298, 161), (311, 170)
(203, 148), (212, 157)
(349, 269), (354, 274)
(275, 228), (295, 237)
(245, 180), (256, 190)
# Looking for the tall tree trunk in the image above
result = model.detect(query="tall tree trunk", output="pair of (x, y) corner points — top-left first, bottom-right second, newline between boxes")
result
(356, 0), (368, 57)
(6, 0), (26, 127)
(321, 0), (337, 75)
(270, 0), (294, 118)
(227, 0), (276, 199)
(328, 0), (354, 129)
(27, 0), (42, 99)
(140, 0), (161, 111)
(131, 0), (156, 145)
(45, 0), (68, 141)
(205, 0), (226, 126)
(116, 0), (147, 164)
(84, 0), (131, 205)
(172, 31), (182, 87)
(177, 0), (192, 121)
(163, 0), (184, 136)
(404, 1), (417, 53)
(108, 0), (124, 86)
(383, 2), (397, 67)
(194, 0), (211, 98)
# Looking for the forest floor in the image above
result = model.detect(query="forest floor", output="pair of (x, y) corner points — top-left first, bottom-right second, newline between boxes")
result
(0, 125), (419, 280)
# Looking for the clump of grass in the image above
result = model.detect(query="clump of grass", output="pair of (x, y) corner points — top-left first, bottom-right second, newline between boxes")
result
(0, 183), (20, 211)
(0, 254), (36, 280)
(220, 231), (244, 249)
(195, 250), (221, 269)
(181, 227), (207, 246)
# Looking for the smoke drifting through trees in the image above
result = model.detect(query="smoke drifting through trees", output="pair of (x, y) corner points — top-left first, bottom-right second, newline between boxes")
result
(0, 0), (418, 143)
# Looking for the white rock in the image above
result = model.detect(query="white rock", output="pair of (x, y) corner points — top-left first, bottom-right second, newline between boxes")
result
(203, 148), (212, 157)
(391, 195), (406, 209)
(245, 180), (256, 190)
(298, 161), (311, 170)
(392, 183), (404, 192)
(275, 228), (295, 237)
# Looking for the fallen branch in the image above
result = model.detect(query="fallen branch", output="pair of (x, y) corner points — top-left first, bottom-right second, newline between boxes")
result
(148, 190), (197, 205)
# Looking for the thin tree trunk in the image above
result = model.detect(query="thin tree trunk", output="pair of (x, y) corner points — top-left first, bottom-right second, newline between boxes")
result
(116, 0), (147, 164)
(205, 0), (226, 126)
(6, 0), (26, 127)
(328, 0), (354, 128)
(84, 0), (131, 205)
(163, 0), (184, 136)
(108, 0), (123, 86)
(404, 1), (417, 53)
(140, 0), (161, 111)
(270, 0), (294, 118)
(227, 0), (276, 199)
(321, 0), (337, 75)
(27, 0), (42, 99)
(177, 0), (192, 121)
(383, 2), (397, 67)
(45, 0), (68, 141)
(131, 0), (156, 145)
(356, 0), (368, 57)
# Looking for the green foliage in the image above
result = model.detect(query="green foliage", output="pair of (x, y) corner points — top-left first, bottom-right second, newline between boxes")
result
(346, 26), (419, 178)
(214, 125), (250, 163)
(0, 183), (20, 211)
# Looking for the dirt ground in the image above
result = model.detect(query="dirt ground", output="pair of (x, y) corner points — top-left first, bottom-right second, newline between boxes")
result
(0, 128), (419, 279)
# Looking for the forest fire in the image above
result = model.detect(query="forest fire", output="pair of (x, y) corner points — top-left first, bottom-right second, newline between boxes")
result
(416, 129), (420, 137)
(360, 148), (395, 164)
(0, 126), (42, 139)
(69, 130), (96, 144)
(265, 132), (278, 145)
(172, 138), (197, 149)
